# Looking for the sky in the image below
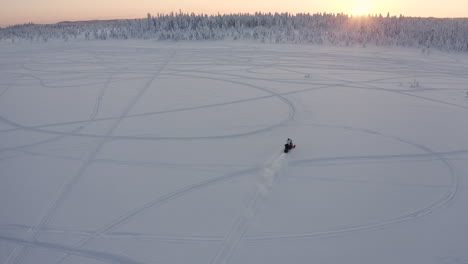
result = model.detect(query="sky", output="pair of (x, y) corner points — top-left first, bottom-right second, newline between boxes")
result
(1, 0), (467, 27)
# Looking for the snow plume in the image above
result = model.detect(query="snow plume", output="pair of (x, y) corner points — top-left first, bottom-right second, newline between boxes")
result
(211, 153), (286, 264)
(257, 153), (286, 197)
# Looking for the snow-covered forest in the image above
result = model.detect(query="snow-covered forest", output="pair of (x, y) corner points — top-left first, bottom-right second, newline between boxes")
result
(1, 12), (467, 51)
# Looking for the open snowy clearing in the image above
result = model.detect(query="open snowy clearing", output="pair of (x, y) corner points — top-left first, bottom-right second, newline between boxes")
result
(1, 40), (468, 264)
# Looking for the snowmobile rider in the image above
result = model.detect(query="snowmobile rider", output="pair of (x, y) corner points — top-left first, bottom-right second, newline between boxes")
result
(284, 138), (295, 153)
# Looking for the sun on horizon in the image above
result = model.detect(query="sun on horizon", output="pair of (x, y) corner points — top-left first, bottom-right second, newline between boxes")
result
(350, 0), (371, 16)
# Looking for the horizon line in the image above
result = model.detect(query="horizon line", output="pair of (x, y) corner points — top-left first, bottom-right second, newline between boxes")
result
(2, 11), (467, 28)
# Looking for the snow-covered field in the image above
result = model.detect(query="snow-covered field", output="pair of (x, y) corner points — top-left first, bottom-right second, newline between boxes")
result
(1, 40), (468, 264)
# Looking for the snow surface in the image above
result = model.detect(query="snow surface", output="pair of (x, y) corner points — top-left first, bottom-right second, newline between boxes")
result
(1, 40), (468, 264)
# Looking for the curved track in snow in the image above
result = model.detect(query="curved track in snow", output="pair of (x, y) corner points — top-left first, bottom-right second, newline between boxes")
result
(1, 42), (467, 264)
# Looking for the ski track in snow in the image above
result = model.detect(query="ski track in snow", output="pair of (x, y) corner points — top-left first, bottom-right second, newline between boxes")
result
(3, 46), (177, 264)
(2, 48), (126, 264)
(211, 153), (286, 264)
(0, 42), (467, 264)
(245, 124), (461, 241)
(2, 131), (463, 244)
(0, 234), (146, 264)
(48, 167), (261, 264)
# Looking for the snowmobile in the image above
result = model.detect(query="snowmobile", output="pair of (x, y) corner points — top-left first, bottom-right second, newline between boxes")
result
(284, 142), (296, 153)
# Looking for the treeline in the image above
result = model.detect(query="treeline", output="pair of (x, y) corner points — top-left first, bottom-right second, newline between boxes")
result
(1, 12), (467, 51)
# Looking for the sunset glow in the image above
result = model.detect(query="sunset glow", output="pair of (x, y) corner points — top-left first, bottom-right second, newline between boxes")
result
(351, 0), (371, 16)
(0, 0), (467, 27)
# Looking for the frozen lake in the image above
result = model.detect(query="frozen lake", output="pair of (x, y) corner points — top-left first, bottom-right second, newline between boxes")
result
(1, 40), (468, 264)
